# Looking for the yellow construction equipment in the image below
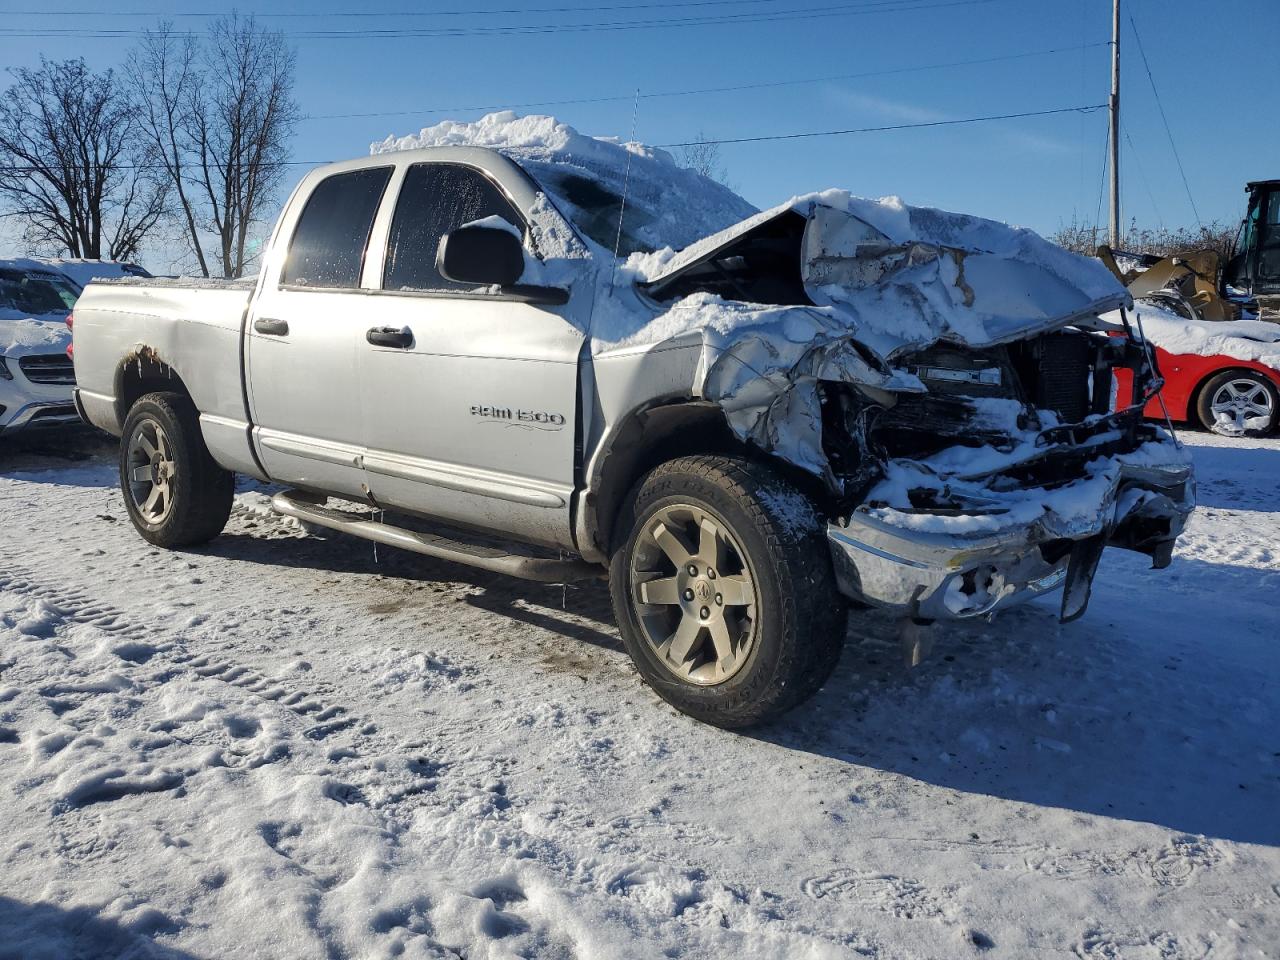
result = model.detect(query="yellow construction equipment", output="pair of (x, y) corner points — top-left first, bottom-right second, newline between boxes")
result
(1097, 244), (1241, 322)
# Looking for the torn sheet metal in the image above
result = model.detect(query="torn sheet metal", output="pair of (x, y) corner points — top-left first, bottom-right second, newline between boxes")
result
(683, 300), (923, 485)
(641, 192), (1131, 359)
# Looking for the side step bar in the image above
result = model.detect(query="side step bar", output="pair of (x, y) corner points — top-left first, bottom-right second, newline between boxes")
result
(271, 490), (604, 583)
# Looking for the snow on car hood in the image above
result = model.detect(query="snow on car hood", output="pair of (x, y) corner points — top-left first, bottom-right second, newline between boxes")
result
(641, 191), (1131, 358)
(372, 111), (757, 256)
(1117, 301), (1280, 369)
(0, 314), (71, 359)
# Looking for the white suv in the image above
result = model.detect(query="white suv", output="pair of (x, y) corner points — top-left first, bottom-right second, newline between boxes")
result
(0, 259), (80, 436)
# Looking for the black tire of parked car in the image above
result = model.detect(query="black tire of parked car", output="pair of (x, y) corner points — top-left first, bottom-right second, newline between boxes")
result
(119, 392), (234, 547)
(609, 455), (847, 728)
(1195, 369), (1279, 437)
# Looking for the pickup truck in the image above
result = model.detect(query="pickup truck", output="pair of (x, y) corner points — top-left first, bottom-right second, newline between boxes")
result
(70, 136), (1196, 727)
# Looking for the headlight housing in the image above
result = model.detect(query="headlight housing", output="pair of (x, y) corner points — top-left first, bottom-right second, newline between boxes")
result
(0, 356), (13, 380)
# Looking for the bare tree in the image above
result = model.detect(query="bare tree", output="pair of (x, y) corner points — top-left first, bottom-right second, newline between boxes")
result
(677, 133), (732, 188)
(0, 58), (167, 261)
(1051, 216), (1239, 262)
(128, 23), (210, 276)
(130, 15), (299, 278)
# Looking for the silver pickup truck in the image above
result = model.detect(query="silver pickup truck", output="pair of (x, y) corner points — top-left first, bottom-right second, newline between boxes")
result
(70, 141), (1195, 727)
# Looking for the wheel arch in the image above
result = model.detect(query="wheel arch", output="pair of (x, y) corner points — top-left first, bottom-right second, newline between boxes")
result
(113, 347), (195, 425)
(579, 398), (830, 561)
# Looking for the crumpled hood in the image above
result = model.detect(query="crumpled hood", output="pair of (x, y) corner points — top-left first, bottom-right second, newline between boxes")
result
(0, 314), (72, 359)
(644, 190), (1131, 357)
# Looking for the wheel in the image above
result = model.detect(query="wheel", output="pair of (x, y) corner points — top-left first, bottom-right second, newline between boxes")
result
(1196, 370), (1278, 437)
(119, 392), (234, 547)
(609, 455), (846, 728)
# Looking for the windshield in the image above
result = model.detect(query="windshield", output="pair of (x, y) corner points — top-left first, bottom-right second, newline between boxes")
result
(0, 268), (81, 316)
(513, 152), (756, 259)
(529, 167), (658, 257)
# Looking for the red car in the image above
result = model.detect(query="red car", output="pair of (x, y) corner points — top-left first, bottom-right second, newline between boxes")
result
(1113, 315), (1280, 437)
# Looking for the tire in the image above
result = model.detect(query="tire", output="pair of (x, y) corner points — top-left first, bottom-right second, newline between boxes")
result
(119, 392), (234, 547)
(608, 455), (846, 728)
(1195, 370), (1278, 437)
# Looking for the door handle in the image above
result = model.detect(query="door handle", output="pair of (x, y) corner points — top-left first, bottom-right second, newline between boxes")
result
(366, 326), (413, 348)
(254, 317), (289, 336)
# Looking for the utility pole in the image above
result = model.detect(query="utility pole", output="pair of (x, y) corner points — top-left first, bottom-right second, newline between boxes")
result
(1109, 0), (1121, 247)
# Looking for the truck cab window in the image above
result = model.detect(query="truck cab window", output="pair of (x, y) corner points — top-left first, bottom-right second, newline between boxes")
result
(282, 167), (392, 289)
(384, 163), (523, 293)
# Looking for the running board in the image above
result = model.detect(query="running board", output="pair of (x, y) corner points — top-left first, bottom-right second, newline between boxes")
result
(270, 491), (603, 583)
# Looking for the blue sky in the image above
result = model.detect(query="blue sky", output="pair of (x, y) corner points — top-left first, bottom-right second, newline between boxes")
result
(1, 0), (1276, 250)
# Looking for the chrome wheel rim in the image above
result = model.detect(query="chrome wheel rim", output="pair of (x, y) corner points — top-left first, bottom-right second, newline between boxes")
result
(628, 503), (759, 686)
(126, 418), (176, 525)
(1210, 378), (1274, 433)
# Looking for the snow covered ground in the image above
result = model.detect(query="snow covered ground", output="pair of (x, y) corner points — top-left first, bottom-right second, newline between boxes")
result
(0, 429), (1277, 960)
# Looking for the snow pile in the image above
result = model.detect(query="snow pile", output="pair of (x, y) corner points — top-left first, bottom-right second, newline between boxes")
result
(372, 111), (757, 256)
(1117, 302), (1280, 368)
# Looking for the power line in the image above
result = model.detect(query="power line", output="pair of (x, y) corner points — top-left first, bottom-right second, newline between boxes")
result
(1127, 11), (1201, 228)
(0, 103), (1109, 174)
(312, 41), (1108, 122)
(0, 0), (1006, 40)
(0, 0), (803, 16)
(654, 104), (1107, 147)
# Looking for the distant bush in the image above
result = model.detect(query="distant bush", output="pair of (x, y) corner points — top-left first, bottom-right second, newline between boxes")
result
(1050, 218), (1239, 262)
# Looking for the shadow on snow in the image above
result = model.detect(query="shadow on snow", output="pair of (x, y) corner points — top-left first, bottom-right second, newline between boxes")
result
(0, 895), (200, 960)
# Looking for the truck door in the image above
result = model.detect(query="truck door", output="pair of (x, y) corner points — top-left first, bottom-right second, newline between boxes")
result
(245, 165), (393, 499)
(357, 161), (588, 550)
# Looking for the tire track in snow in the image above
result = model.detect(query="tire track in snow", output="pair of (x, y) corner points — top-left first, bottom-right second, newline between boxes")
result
(0, 542), (365, 744)
(0, 567), (150, 643)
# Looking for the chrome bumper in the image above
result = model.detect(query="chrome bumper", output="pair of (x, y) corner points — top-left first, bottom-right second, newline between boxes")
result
(827, 460), (1195, 621)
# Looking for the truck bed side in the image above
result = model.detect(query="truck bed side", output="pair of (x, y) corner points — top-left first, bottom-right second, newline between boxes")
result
(71, 277), (262, 478)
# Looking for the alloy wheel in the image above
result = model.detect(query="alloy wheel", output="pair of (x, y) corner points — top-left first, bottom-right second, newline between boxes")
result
(1210, 378), (1274, 434)
(126, 417), (177, 525)
(628, 503), (759, 686)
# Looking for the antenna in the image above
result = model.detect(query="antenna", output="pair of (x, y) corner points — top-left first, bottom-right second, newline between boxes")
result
(611, 88), (641, 268)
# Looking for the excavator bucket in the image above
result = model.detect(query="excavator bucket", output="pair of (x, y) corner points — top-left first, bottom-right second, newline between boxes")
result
(1097, 244), (1240, 323)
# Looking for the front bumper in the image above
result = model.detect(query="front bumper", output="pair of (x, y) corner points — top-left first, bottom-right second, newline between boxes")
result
(827, 458), (1195, 621)
(0, 400), (80, 435)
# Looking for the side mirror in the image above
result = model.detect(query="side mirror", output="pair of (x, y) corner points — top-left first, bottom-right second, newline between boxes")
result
(437, 223), (524, 287)
(436, 224), (569, 305)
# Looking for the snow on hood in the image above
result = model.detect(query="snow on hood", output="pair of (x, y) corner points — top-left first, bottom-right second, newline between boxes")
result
(1116, 301), (1280, 369)
(32, 258), (148, 287)
(0, 316), (71, 358)
(371, 111), (757, 256)
(642, 191), (1130, 358)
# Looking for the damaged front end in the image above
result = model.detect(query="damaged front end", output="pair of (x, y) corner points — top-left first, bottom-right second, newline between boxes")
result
(641, 195), (1196, 624)
(825, 314), (1194, 624)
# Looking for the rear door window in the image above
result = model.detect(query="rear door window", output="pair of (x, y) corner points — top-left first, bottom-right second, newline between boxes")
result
(383, 163), (523, 293)
(282, 167), (392, 289)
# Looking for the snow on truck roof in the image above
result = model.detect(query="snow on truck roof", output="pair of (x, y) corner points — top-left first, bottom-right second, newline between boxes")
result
(371, 111), (757, 256)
